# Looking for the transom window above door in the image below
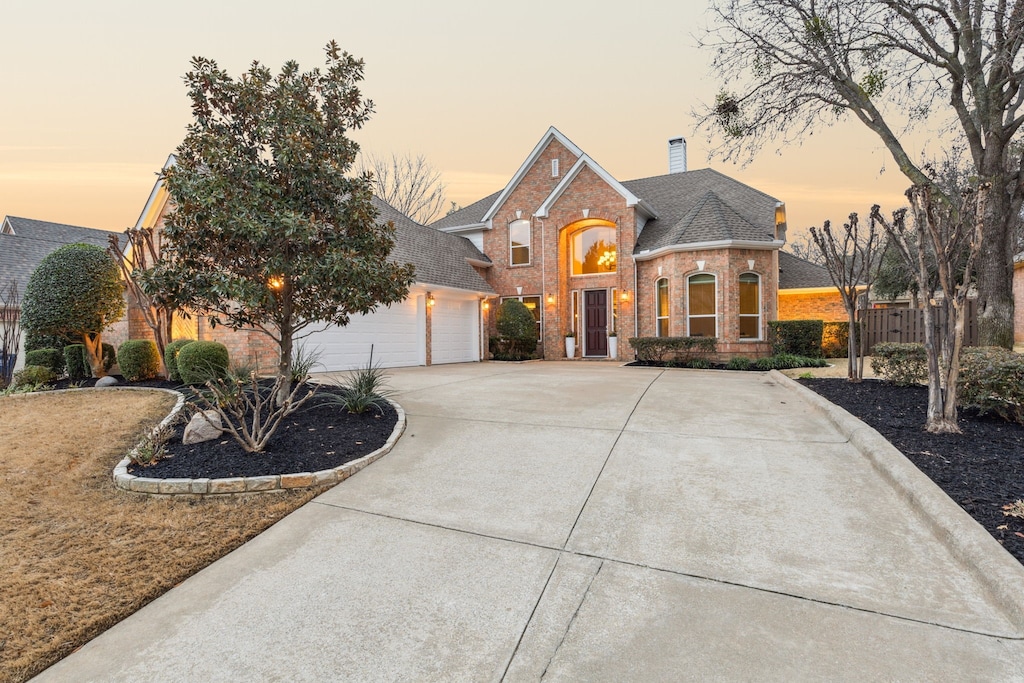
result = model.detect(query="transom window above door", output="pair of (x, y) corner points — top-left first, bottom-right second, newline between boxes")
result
(572, 226), (616, 275)
(510, 219), (531, 265)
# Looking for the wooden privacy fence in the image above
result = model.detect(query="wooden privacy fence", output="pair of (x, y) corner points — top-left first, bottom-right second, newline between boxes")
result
(859, 300), (978, 354)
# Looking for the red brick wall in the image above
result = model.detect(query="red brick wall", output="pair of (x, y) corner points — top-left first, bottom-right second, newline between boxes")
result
(778, 290), (847, 322)
(1015, 263), (1024, 344)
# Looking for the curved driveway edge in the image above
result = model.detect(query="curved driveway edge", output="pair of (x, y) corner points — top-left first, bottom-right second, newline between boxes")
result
(770, 369), (1024, 632)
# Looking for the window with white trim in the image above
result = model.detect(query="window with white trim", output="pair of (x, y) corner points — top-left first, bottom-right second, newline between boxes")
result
(739, 273), (761, 340)
(656, 278), (669, 337)
(509, 219), (531, 265)
(687, 273), (717, 337)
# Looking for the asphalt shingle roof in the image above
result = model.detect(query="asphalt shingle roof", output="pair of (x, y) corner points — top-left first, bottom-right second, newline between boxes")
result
(429, 191), (501, 231)
(625, 169), (778, 252)
(0, 217), (122, 299)
(374, 198), (494, 295)
(778, 251), (836, 289)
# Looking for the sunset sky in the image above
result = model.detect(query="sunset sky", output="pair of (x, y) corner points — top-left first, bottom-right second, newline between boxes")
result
(1, 0), (935, 245)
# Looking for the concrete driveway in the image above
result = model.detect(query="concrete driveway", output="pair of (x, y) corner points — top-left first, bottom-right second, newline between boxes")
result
(37, 363), (1024, 681)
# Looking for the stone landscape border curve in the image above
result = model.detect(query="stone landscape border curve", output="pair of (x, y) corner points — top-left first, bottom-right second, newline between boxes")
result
(111, 388), (406, 498)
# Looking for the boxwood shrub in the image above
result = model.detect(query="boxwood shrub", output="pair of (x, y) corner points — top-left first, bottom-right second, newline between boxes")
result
(492, 300), (538, 360)
(164, 339), (196, 382)
(24, 348), (64, 375)
(176, 341), (229, 385)
(958, 347), (1024, 424)
(63, 344), (90, 381)
(768, 320), (823, 357)
(628, 336), (717, 364)
(117, 340), (162, 382)
(12, 364), (57, 388)
(871, 342), (927, 386)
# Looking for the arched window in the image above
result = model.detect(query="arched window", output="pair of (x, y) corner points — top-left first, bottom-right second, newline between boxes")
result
(656, 278), (669, 337)
(739, 273), (761, 340)
(687, 273), (717, 337)
(572, 226), (616, 275)
(509, 219), (531, 265)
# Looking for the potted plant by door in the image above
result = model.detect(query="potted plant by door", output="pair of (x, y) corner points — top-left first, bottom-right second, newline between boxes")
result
(565, 332), (576, 358)
(608, 330), (618, 359)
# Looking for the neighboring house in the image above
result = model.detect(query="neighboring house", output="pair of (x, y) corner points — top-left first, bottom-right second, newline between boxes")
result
(777, 251), (848, 322)
(130, 163), (496, 372)
(0, 216), (125, 372)
(432, 127), (788, 359)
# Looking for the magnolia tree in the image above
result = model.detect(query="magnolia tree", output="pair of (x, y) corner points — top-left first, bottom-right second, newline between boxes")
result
(141, 42), (415, 406)
(870, 184), (988, 433)
(21, 243), (125, 378)
(810, 212), (880, 381)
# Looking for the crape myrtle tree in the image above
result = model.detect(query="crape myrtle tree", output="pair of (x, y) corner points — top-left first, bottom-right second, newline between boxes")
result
(871, 184), (988, 433)
(700, 0), (1024, 348)
(810, 211), (880, 381)
(21, 243), (125, 378)
(142, 42), (416, 406)
(357, 152), (448, 224)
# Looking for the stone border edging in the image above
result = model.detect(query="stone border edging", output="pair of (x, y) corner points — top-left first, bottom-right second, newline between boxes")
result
(112, 395), (406, 497)
(769, 370), (1024, 634)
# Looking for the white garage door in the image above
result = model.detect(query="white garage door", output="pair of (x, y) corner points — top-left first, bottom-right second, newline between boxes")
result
(431, 297), (479, 364)
(303, 296), (423, 372)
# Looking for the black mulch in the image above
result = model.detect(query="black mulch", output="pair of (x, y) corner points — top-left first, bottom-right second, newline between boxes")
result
(801, 378), (1024, 566)
(58, 376), (399, 480)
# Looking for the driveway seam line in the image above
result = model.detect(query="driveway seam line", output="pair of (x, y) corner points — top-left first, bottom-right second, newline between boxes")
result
(499, 555), (561, 683)
(560, 369), (666, 549)
(538, 560), (604, 681)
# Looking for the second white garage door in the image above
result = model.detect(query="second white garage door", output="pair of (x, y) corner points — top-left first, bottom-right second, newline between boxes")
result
(303, 295), (424, 372)
(431, 296), (480, 364)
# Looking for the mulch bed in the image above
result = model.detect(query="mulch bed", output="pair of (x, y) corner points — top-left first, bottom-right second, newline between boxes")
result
(801, 378), (1024, 566)
(54, 376), (399, 480)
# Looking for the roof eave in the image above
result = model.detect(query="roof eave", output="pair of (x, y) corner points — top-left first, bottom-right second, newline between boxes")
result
(438, 222), (489, 234)
(634, 239), (785, 260)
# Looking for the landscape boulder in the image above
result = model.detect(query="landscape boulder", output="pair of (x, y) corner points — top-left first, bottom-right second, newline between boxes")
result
(183, 410), (223, 444)
(95, 376), (119, 388)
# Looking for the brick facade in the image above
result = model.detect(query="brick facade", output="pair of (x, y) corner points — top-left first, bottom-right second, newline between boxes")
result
(778, 290), (847, 323)
(1015, 261), (1024, 345)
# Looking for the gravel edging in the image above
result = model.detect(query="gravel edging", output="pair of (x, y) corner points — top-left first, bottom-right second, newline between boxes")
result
(112, 396), (407, 497)
(769, 370), (1024, 635)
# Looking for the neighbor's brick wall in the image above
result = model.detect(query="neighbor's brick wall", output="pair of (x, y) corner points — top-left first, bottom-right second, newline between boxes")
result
(778, 290), (847, 322)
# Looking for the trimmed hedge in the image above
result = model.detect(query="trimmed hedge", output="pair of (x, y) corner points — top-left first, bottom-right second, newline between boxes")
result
(768, 320), (823, 357)
(752, 354), (827, 371)
(117, 340), (162, 382)
(164, 339), (196, 382)
(24, 348), (64, 375)
(628, 337), (718, 364)
(821, 321), (850, 358)
(958, 347), (1024, 424)
(64, 344), (90, 381)
(491, 300), (538, 361)
(176, 341), (229, 385)
(871, 342), (927, 386)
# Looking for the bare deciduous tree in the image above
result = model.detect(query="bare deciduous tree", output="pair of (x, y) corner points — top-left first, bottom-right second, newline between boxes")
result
(786, 230), (828, 266)
(700, 0), (1024, 348)
(359, 152), (447, 224)
(810, 213), (880, 380)
(870, 184), (987, 433)
(0, 281), (21, 387)
(108, 228), (178, 375)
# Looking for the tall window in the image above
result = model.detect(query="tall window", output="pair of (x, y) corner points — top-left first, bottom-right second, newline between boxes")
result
(656, 278), (669, 337)
(739, 273), (761, 339)
(510, 219), (531, 265)
(572, 226), (616, 274)
(688, 273), (717, 337)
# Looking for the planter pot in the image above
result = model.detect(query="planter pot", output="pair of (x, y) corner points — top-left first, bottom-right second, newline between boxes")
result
(565, 337), (576, 358)
(608, 336), (618, 359)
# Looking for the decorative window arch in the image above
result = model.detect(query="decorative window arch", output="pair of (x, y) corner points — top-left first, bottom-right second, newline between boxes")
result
(509, 219), (531, 265)
(739, 272), (761, 340)
(572, 226), (617, 275)
(656, 278), (669, 337)
(687, 273), (717, 337)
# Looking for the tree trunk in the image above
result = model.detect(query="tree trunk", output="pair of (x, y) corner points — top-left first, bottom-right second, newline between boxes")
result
(275, 293), (294, 408)
(846, 308), (861, 381)
(974, 153), (1016, 349)
(82, 333), (106, 379)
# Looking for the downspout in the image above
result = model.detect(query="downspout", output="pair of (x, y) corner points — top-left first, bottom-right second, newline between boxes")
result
(633, 216), (639, 347)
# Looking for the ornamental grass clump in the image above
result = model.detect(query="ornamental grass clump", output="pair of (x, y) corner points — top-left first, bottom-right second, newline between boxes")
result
(320, 348), (393, 415)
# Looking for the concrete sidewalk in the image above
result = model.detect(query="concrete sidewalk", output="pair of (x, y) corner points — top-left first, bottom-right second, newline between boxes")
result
(36, 363), (1024, 681)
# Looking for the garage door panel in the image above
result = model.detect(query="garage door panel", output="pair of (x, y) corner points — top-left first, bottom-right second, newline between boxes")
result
(431, 298), (479, 365)
(304, 298), (420, 372)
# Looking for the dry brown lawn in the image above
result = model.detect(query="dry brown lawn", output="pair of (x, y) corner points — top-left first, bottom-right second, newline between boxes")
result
(779, 357), (878, 379)
(0, 389), (324, 683)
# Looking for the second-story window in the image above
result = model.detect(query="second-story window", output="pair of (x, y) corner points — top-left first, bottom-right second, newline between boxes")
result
(510, 219), (531, 265)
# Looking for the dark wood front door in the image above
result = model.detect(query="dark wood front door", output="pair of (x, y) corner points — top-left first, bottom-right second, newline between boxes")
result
(584, 289), (608, 356)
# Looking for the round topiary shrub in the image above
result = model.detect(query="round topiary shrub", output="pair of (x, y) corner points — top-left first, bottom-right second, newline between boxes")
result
(176, 341), (229, 385)
(24, 348), (65, 376)
(117, 340), (162, 382)
(63, 344), (90, 382)
(164, 339), (196, 382)
(494, 299), (537, 360)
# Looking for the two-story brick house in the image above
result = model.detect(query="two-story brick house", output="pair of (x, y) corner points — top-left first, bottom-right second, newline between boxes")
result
(432, 127), (788, 360)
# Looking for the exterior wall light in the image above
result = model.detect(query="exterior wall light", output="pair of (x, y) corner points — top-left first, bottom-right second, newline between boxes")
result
(547, 294), (555, 305)
(621, 290), (630, 302)
(268, 276), (284, 290)
(482, 301), (490, 311)
(428, 294), (435, 307)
